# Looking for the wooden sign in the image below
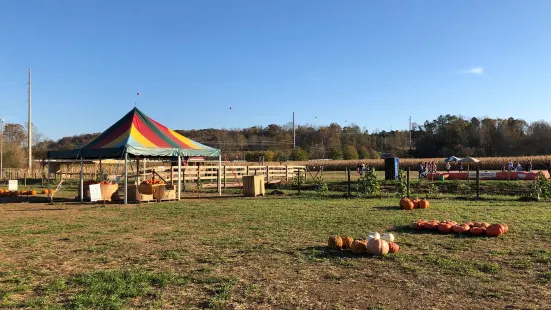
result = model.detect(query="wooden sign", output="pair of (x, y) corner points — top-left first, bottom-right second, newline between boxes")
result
(89, 184), (102, 202)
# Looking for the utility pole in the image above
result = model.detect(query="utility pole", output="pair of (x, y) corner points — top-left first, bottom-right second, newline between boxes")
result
(28, 68), (32, 169)
(293, 112), (295, 149)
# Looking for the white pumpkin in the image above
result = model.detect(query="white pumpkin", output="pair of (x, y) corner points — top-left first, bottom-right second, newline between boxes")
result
(366, 232), (380, 241)
(381, 233), (395, 243)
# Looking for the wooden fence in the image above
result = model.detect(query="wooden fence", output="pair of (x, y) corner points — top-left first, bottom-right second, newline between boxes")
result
(128, 165), (306, 188)
(1, 164), (306, 188)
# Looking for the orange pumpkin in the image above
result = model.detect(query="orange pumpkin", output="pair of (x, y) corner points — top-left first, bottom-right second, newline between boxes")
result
(437, 222), (453, 233)
(410, 220), (427, 230)
(400, 197), (414, 210)
(41, 189), (48, 194)
(350, 239), (368, 254)
(12, 191), (19, 197)
(418, 199), (430, 209)
(341, 236), (354, 250)
(328, 235), (343, 250)
(366, 238), (389, 256)
(452, 224), (470, 233)
(485, 224), (505, 237)
(464, 221), (474, 228)
(30, 190), (37, 196)
(473, 222), (489, 228)
(48, 189), (55, 195)
(388, 242), (400, 253)
(502, 224), (509, 233)
(412, 198), (421, 208)
(470, 227), (486, 235)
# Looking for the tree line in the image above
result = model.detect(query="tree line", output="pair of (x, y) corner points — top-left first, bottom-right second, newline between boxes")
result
(3, 114), (551, 167)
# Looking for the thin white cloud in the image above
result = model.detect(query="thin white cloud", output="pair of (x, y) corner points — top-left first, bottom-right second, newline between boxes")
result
(460, 67), (484, 75)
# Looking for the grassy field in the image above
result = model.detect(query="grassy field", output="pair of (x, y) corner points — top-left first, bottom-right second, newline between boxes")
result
(1, 196), (550, 309)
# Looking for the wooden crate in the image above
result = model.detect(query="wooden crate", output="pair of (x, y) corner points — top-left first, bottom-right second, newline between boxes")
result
(137, 183), (163, 195)
(154, 186), (177, 201)
(242, 175), (265, 197)
(128, 185), (155, 202)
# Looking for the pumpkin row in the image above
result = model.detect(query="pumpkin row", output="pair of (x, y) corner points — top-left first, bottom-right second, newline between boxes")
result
(141, 179), (165, 185)
(410, 219), (509, 237)
(84, 181), (116, 185)
(399, 197), (430, 210)
(328, 234), (400, 256)
(0, 189), (55, 197)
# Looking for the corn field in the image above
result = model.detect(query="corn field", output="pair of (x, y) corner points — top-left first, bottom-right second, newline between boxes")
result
(268, 155), (551, 171)
(2, 155), (551, 180)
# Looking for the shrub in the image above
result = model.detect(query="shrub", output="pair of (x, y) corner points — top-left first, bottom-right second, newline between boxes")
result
(395, 169), (407, 197)
(356, 167), (380, 198)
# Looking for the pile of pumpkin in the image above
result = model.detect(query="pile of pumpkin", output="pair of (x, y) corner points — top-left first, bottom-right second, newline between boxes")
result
(0, 189), (53, 197)
(328, 232), (400, 256)
(410, 219), (509, 237)
(84, 180), (115, 186)
(400, 197), (429, 210)
(140, 179), (164, 185)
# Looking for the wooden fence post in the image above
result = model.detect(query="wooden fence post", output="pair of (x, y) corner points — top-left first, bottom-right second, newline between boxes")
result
(285, 165), (289, 183)
(223, 166), (226, 188)
(297, 168), (301, 195)
(476, 166), (480, 199)
(347, 167), (351, 197)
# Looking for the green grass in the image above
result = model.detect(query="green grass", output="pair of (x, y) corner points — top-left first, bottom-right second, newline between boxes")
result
(1, 196), (551, 308)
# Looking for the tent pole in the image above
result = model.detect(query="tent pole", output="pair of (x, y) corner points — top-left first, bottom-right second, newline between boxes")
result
(80, 157), (84, 203)
(136, 157), (140, 185)
(124, 152), (128, 205)
(218, 154), (222, 196)
(177, 156), (182, 201)
(99, 158), (103, 181)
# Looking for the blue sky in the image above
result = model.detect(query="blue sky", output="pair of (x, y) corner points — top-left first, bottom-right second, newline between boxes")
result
(1, 0), (550, 140)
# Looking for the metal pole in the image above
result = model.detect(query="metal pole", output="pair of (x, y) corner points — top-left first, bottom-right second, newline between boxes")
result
(80, 157), (84, 203)
(218, 154), (222, 196)
(28, 68), (32, 170)
(124, 152), (128, 204)
(407, 167), (410, 197)
(177, 156), (182, 200)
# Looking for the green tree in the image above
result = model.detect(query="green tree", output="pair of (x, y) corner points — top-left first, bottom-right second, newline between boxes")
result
(290, 147), (309, 161)
(342, 145), (359, 160)
(264, 150), (275, 162)
(330, 147), (343, 160)
(358, 147), (369, 159)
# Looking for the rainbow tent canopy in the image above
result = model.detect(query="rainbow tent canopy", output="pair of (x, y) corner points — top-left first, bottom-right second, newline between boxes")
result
(47, 107), (220, 159)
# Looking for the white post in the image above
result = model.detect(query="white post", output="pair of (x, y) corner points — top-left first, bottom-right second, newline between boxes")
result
(218, 154), (222, 196)
(177, 156), (182, 200)
(143, 158), (146, 179)
(80, 157), (84, 203)
(124, 152), (128, 204)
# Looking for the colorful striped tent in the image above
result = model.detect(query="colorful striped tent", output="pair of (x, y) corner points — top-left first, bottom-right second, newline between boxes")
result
(47, 107), (220, 159)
